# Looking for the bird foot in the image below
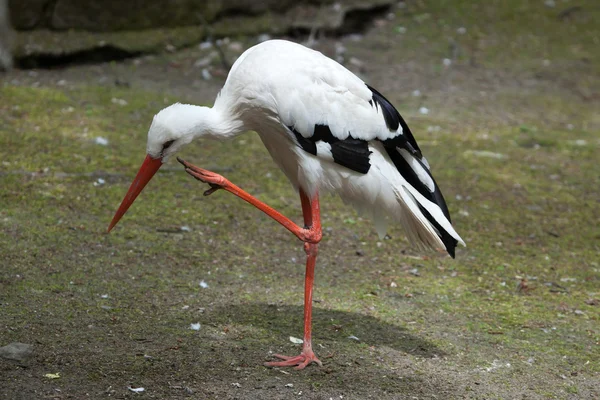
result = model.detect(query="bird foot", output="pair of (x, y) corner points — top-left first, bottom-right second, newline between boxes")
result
(264, 349), (323, 370)
(177, 157), (227, 196)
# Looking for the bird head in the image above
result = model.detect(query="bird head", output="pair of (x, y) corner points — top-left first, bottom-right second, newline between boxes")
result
(107, 104), (197, 232)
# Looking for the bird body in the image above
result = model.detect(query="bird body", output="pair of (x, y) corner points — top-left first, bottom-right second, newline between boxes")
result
(152, 40), (463, 255)
(109, 39), (465, 369)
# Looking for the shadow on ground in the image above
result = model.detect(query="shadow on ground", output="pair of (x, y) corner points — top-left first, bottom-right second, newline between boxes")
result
(208, 303), (444, 358)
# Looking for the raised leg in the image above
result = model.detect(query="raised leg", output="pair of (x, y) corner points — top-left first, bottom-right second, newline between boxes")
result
(178, 158), (324, 369)
(178, 157), (321, 243)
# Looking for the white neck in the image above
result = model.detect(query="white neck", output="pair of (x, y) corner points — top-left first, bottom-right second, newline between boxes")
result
(147, 102), (247, 159)
(163, 103), (244, 141)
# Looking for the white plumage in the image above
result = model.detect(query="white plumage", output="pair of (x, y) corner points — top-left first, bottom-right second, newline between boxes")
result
(151, 39), (464, 255)
(109, 39), (465, 369)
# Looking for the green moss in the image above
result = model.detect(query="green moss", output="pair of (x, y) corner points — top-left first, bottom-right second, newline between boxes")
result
(2, 1), (600, 397)
(386, 0), (600, 71)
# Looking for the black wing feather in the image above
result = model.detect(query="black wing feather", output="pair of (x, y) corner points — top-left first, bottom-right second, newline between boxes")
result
(367, 84), (457, 257)
(288, 85), (457, 257)
(289, 124), (372, 174)
(367, 84), (422, 159)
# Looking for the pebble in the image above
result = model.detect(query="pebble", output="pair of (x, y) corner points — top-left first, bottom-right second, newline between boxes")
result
(94, 137), (109, 146)
(257, 34), (271, 43)
(111, 98), (128, 106)
(194, 56), (213, 68)
(190, 322), (201, 330)
(0, 342), (33, 362)
(228, 42), (243, 52)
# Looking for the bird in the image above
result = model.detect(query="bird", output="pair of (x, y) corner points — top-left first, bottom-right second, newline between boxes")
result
(107, 39), (465, 370)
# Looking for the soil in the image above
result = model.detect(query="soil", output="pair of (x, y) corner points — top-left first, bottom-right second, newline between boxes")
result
(1, 1), (599, 399)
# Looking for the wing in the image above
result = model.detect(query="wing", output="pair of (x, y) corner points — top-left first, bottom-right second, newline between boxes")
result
(282, 81), (458, 255)
(227, 40), (461, 256)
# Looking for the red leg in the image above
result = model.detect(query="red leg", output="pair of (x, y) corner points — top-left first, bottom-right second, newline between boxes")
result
(178, 157), (321, 243)
(178, 158), (324, 369)
(264, 192), (323, 369)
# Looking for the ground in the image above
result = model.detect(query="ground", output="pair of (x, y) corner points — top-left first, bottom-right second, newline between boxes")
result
(1, 1), (599, 399)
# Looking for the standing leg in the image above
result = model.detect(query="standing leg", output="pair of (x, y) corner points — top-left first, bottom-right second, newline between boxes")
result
(179, 158), (324, 369)
(264, 190), (323, 369)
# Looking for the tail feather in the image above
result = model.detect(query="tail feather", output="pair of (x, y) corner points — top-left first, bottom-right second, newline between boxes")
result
(383, 146), (464, 257)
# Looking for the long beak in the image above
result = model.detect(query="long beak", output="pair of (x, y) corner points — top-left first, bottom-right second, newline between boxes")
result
(107, 155), (163, 232)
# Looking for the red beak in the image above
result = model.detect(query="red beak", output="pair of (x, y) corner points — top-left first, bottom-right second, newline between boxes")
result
(107, 155), (163, 232)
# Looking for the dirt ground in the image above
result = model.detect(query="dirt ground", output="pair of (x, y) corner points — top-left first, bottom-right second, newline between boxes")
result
(1, 1), (599, 399)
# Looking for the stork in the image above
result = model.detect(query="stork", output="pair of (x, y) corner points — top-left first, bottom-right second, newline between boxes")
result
(107, 39), (465, 370)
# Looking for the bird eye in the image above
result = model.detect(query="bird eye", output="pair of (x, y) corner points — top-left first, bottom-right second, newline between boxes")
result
(162, 140), (175, 152)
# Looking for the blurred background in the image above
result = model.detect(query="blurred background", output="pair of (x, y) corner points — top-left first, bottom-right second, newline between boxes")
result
(1, 1), (598, 399)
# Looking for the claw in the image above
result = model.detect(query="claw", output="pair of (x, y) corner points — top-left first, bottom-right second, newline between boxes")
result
(264, 350), (322, 370)
(185, 167), (204, 181)
(176, 156), (190, 168)
(179, 158), (227, 195)
(203, 184), (221, 196)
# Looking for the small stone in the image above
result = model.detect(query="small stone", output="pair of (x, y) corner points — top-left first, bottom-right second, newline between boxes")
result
(465, 150), (507, 160)
(94, 137), (109, 146)
(190, 322), (201, 330)
(93, 178), (105, 187)
(349, 57), (364, 68)
(194, 56), (213, 68)
(257, 34), (271, 43)
(228, 42), (243, 52)
(289, 336), (304, 344)
(0, 343), (33, 362)
(419, 107), (429, 115)
(111, 97), (128, 106)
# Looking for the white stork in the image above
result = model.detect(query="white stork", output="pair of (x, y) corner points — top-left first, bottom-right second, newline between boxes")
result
(107, 39), (465, 370)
